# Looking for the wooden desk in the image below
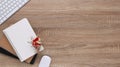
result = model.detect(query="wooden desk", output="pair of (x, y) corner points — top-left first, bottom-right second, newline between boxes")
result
(0, 0), (120, 67)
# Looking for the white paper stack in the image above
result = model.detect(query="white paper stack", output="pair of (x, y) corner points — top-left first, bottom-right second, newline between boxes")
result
(3, 18), (44, 62)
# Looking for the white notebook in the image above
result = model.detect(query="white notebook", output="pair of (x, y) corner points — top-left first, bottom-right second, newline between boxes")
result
(3, 18), (42, 62)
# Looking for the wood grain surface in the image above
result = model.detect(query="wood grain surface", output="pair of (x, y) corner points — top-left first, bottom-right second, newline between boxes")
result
(0, 0), (120, 67)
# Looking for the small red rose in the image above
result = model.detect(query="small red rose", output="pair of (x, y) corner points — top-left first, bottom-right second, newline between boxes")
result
(32, 37), (41, 49)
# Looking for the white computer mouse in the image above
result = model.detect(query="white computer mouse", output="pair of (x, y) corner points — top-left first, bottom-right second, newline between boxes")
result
(39, 55), (52, 67)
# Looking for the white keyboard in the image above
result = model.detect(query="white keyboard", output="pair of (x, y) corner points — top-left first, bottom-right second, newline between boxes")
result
(0, 0), (29, 25)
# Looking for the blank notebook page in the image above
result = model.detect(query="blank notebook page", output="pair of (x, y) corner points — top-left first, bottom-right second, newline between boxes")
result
(3, 18), (37, 62)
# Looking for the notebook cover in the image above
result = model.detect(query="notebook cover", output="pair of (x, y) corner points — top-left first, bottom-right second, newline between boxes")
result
(3, 18), (37, 62)
(0, 34), (35, 64)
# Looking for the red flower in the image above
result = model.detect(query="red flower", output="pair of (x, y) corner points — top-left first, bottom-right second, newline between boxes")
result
(32, 37), (41, 48)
